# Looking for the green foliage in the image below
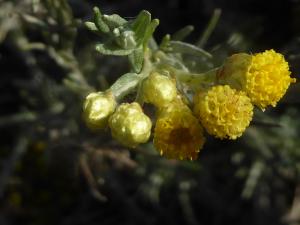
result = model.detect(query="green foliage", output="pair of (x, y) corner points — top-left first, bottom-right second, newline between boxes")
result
(85, 7), (159, 73)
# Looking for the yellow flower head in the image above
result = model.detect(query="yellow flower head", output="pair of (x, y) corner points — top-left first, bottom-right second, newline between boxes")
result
(218, 49), (296, 109)
(109, 102), (152, 148)
(83, 91), (116, 130)
(194, 85), (253, 139)
(142, 72), (177, 108)
(154, 99), (205, 160)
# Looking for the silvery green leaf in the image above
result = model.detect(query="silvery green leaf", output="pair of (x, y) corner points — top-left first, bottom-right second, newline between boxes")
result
(95, 42), (134, 56)
(196, 9), (221, 47)
(115, 30), (137, 50)
(128, 47), (144, 73)
(159, 34), (171, 50)
(169, 41), (212, 58)
(21, 14), (47, 27)
(132, 10), (151, 44)
(102, 14), (127, 29)
(110, 73), (141, 99)
(143, 19), (159, 47)
(84, 22), (98, 32)
(93, 7), (110, 33)
(172, 25), (194, 41)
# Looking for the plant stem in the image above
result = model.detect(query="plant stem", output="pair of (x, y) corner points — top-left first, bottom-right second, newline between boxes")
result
(176, 68), (218, 86)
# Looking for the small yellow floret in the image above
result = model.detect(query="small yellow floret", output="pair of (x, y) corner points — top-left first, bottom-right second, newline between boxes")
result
(154, 100), (205, 160)
(109, 102), (152, 148)
(142, 72), (177, 108)
(218, 49), (296, 109)
(83, 91), (116, 130)
(194, 85), (253, 139)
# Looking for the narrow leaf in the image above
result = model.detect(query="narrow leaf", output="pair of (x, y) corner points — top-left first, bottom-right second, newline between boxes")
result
(21, 14), (47, 27)
(93, 7), (110, 33)
(159, 34), (171, 50)
(102, 14), (127, 29)
(132, 10), (151, 44)
(172, 25), (194, 41)
(95, 42), (134, 56)
(110, 73), (141, 99)
(143, 19), (159, 47)
(132, 10), (151, 31)
(128, 47), (144, 73)
(85, 22), (98, 32)
(196, 8), (221, 47)
(169, 41), (212, 58)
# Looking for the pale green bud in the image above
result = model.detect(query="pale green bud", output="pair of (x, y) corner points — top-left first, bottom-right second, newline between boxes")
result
(83, 91), (116, 130)
(109, 102), (152, 148)
(142, 72), (177, 108)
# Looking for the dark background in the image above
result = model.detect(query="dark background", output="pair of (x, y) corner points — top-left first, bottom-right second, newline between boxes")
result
(0, 0), (300, 225)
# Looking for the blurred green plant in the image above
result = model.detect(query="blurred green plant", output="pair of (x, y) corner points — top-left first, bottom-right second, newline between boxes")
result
(0, 1), (299, 225)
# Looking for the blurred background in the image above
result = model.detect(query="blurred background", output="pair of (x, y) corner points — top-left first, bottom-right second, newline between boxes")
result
(0, 0), (300, 225)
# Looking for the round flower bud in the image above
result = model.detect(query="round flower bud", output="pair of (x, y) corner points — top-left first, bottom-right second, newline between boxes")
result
(217, 49), (296, 109)
(154, 100), (205, 160)
(142, 72), (177, 108)
(83, 91), (116, 130)
(194, 85), (253, 140)
(109, 102), (152, 148)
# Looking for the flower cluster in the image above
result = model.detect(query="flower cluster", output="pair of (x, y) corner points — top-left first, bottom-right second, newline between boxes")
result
(83, 48), (296, 160)
(83, 6), (296, 160)
(83, 72), (206, 159)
